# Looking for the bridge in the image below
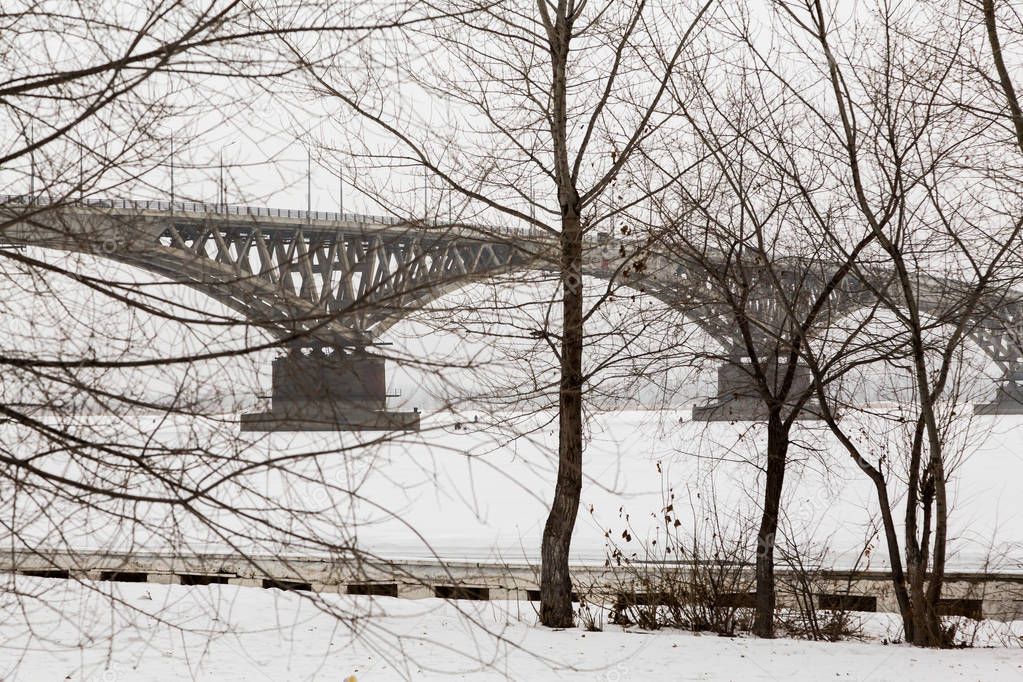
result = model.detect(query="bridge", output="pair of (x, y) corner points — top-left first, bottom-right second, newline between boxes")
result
(3, 195), (1023, 429)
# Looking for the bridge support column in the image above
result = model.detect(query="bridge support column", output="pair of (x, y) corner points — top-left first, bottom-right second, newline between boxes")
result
(692, 359), (816, 422)
(974, 368), (1023, 415)
(240, 345), (420, 432)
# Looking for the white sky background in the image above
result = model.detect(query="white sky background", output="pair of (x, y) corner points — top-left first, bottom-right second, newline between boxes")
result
(2, 0), (1019, 249)
(1, 0), (1019, 222)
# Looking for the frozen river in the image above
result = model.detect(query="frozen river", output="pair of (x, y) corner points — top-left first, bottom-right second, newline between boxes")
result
(3, 406), (1020, 573)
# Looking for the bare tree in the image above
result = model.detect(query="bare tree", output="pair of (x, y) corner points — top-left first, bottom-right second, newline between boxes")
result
(770, 0), (1023, 646)
(279, 0), (719, 627)
(643, 15), (876, 639)
(0, 2), (541, 674)
(635, 0), (1023, 643)
(981, 0), (1023, 154)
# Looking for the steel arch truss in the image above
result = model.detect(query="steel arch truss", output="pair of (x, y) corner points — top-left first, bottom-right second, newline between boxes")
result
(151, 220), (525, 344)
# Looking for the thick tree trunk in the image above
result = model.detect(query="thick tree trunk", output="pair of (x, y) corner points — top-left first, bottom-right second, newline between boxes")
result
(823, 403), (916, 640)
(540, 212), (584, 628)
(923, 458), (948, 644)
(907, 452), (948, 646)
(983, 0), (1023, 153)
(906, 453), (943, 645)
(905, 379), (949, 646)
(753, 411), (788, 637)
(908, 561), (941, 645)
(869, 470), (915, 641)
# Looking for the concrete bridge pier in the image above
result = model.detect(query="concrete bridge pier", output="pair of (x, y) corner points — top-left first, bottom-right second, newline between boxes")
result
(240, 344), (420, 432)
(692, 357), (816, 422)
(974, 367), (1023, 415)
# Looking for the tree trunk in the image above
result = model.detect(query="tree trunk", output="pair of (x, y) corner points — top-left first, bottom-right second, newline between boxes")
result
(822, 401), (916, 640)
(908, 562), (941, 645)
(907, 466), (942, 646)
(540, 212), (584, 628)
(923, 457), (948, 645)
(905, 382), (949, 646)
(868, 469), (914, 641)
(753, 411), (788, 637)
(907, 452), (948, 647)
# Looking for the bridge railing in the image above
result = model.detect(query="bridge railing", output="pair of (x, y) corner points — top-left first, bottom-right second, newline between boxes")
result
(2, 194), (664, 255)
(0, 193), (556, 241)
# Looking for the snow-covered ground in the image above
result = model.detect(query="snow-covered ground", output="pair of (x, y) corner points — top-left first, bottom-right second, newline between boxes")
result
(2, 577), (1021, 681)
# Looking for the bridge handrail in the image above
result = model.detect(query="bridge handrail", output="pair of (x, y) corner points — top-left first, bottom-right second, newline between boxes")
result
(0, 193), (559, 241)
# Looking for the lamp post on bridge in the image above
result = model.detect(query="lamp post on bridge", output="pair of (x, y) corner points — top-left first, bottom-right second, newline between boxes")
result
(169, 137), (174, 213)
(219, 140), (236, 212)
(28, 122), (35, 202)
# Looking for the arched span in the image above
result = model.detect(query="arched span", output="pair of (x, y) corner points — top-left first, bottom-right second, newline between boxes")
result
(2, 200), (739, 348)
(3, 198), (1022, 374)
(364, 248), (741, 350)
